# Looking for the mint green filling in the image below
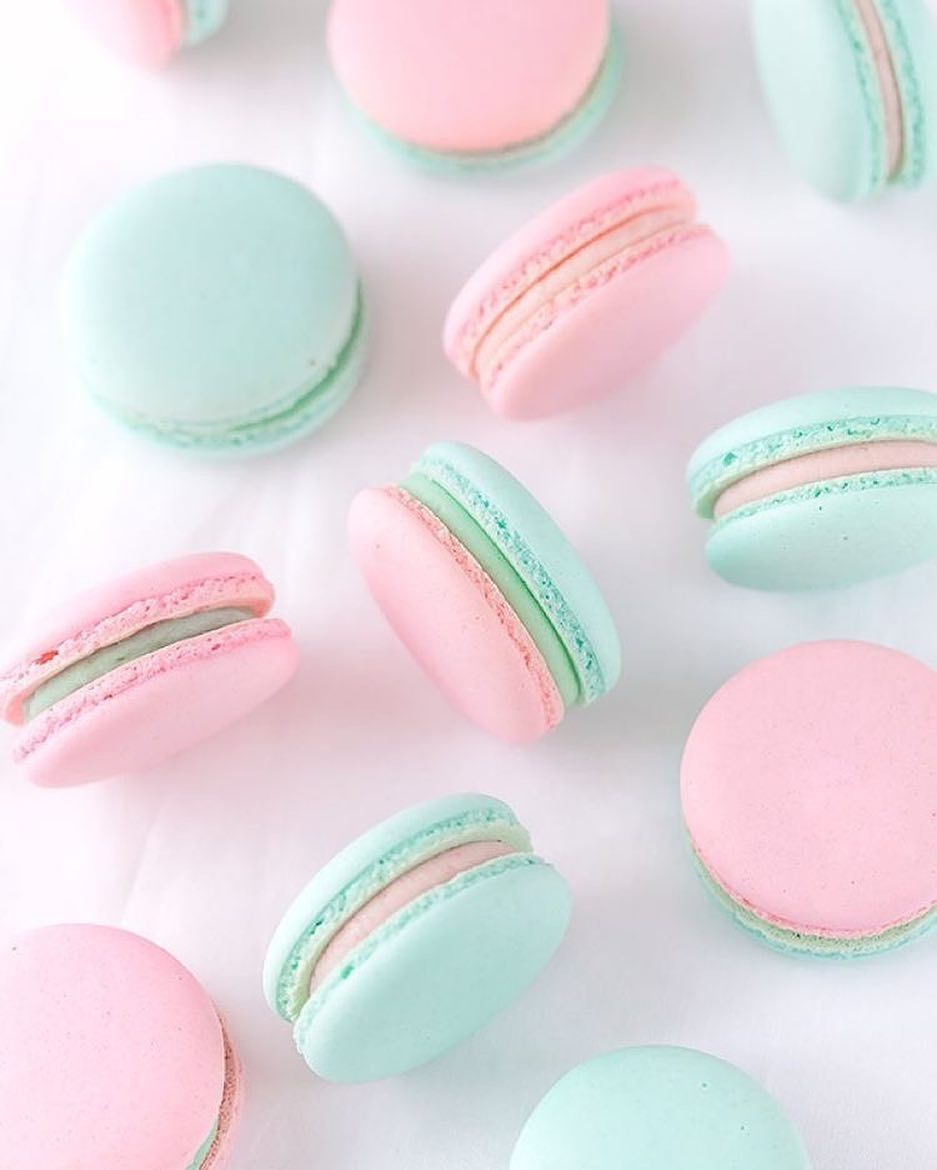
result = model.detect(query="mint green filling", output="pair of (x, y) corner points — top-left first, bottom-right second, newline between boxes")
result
(187, 1121), (219, 1170)
(401, 473), (580, 707)
(23, 607), (254, 720)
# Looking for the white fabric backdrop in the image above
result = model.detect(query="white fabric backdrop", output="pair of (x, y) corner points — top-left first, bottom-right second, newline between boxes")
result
(1, 2), (936, 1166)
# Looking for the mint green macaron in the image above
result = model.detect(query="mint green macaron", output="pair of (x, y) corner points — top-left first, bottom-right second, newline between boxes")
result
(510, 1047), (811, 1170)
(263, 794), (570, 1083)
(752, 0), (937, 200)
(688, 386), (937, 590)
(63, 164), (365, 455)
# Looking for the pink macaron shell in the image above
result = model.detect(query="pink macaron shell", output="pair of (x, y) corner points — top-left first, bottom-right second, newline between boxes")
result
(681, 641), (937, 938)
(349, 486), (562, 743)
(483, 228), (728, 420)
(0, 925), (226, 1170)
(444, 168), (691, 373)
(13, 618), (297, 787)
(202, 1020), (244, 1170)
(69, 0), (184, 68)
(327, 0), (609, 153)
(1, 552), (274, 724)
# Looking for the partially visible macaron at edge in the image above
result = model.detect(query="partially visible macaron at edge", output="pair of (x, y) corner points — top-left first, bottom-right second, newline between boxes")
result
(349, 441), (621, 742)
(68, 0), (229, 68)
(0, 551), (298, 787)
(510, 1046), (811, 1170)
(752, 0), (937, 200)
(688, 385), (937, 590)
(681, 640), (937, 958)
(0, 924), (244, 1170)
(326, 0), (620, 170)
(263, 793), (571, 1083)
(63, 164), (366, 456)
(444, 168), (728, 419)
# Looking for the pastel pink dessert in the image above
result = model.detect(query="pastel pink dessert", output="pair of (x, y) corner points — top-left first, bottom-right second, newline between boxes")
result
(0, 924), (243, 1170)
(444, 168), (729, 420)
(681, 640), (937, 956)
(68, 0), (227, 68)
(0, 551), (297, 787)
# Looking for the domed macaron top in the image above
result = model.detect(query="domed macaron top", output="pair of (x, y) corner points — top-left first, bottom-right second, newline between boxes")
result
(63, 164), (364, 455)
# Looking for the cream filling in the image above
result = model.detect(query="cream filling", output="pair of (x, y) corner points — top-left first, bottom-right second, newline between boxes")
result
(713, 440), (937, 519)
(854, 0), (905, 178)
(473, 205), (693, 385)
(308, 840), (516, 994)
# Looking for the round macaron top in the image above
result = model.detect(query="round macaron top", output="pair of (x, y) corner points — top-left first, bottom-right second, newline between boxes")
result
(69, 0), (185, 68)
(63, 164), (360, 452)
(0, 552), (273, 724)
(681, 640), (937, 943)
(688, 385), (937, 516)
(510, 1046), (810, 1170)
(263, 793), (529, 1021)
(752, 0), (937, 200)
(0, 924), (227, 1170)
(414, 442), (621, 700)
(326, 0), (611, 155)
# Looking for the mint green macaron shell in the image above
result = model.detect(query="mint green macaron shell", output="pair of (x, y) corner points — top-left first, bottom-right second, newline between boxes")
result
(295, 854), (570, 1082)
(63, 164), (363, 454)
(510, 1046), (810, 1170)
(183, 0), (228, 45)
(414, 443), (621, 704)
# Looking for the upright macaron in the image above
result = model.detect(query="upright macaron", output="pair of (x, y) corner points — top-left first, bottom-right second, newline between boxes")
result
(510, 1046), (810, 1170)
(0, 552), (297, 786)
(326, 0), (620, 168)
(444, 169), (728, 419)
(688, 386), (937, 590)
(64, 164), (365, 455)
(0, 924), (243, 1170)
(69, 0), (228, 68)
(263, 794), (571, 1082)
(348, 442), (621, 742)
(681, 641), (937, 957)
(752, 0), (937, 200)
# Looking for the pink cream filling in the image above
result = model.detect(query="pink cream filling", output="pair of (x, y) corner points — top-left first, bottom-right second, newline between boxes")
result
(473, 204), (694, 385)
(854, 0), (904, 178)
(308, 840), (516, 994)
(713, 440), (937, 519)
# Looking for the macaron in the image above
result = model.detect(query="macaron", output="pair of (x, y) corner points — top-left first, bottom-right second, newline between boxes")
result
(348, 441), (621, 742)
(681, 640), (937, 957)
(444, 169), (729, 420)
(263, 793), (570, 1082)
(63, 164), (365, 455)
(0, 924), (242, 1170)
(687, 385), (937, 590)
(510, 1046), (810, 1170)
(326, 0), (620, 169)
(69, 0), (228, 68)
(752, 0), (937, 200)
(0, 552), (297, 787)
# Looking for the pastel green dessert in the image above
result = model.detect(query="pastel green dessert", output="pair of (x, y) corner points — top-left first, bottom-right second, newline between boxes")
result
(688, 386), (937, 590)
(510, 1046), (811, 1169)
(63, 164), (366, 456)
(183, 0), (228, 44)
(263, 794), (571, 1083)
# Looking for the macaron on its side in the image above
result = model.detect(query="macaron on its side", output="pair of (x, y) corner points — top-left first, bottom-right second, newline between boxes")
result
(874, 0), (937, 188)
(264, 795), (570, 1082)
(0, 552), (298, 786)
(509, 1046), (811, 1170)
(63, 165), (364, 456)
(445, 169), (728, 419)
(688, 386), (937, 589)
(326, 0), (618, 169)
(0, 925), (238, 1170)
(199, 1019), (244, 1170)
(681, 641), (937, 959)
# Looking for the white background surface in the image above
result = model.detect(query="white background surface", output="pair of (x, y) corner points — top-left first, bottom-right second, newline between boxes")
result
(1, 1), (936, 1166)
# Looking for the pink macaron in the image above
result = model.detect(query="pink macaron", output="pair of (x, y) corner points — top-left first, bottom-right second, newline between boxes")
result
(0, 551), (297, 787)
(67, 0), (228, 68)
(681, 640), (937, 957)
(444, 168), (729, 420)
(0, 924), (243, 1170)
(326, 0), (620, 167)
